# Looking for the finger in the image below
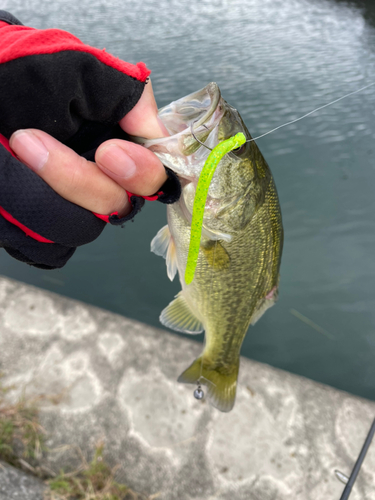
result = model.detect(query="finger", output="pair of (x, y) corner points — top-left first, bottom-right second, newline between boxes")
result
(9, 129), (130, 216)
(119, 79), (169, 138)
(95, 139), (168, 196)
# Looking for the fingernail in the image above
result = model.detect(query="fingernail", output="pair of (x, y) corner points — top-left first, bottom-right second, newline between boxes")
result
(97, 144), (137, 179)
(11, 130), (49, 172)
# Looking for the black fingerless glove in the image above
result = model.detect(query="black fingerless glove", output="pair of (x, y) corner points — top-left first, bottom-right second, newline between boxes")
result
(0, 11), (180, 269)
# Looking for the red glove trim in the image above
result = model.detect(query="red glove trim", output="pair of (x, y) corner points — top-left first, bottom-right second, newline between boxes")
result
(142, 192), (163, 201)
(0, 205), (54, 243)
(0, 25), (151, 82)
(93, 188), (165, 224)
(126, 191), (163, 202)
(93, 212), (112, 223)
(0, 133), (16, 157)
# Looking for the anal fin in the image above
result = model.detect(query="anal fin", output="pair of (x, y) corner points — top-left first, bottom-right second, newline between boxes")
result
(160, 292), (204, 334)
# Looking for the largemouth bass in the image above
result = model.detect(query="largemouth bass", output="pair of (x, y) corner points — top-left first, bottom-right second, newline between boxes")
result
(141, 82), (283, 412)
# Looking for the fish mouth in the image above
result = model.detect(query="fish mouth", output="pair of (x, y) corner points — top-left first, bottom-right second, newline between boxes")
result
(136, 82), (229, 179)
(157, 82), (222, 136)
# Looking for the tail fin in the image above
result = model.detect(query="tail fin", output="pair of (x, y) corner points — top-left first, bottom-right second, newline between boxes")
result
(178, 356), (239, 412)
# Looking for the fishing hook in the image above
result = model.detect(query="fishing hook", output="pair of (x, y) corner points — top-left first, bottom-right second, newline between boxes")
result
(190, 121), (213, 151)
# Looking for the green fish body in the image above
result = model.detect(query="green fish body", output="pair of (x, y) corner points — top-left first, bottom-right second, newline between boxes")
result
(141, 83), (283, 412)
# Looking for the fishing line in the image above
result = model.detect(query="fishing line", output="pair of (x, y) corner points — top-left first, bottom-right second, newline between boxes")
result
(189, 81), (375, 402)
(245, 81), (375, 144)
(191, 82), (375, 151)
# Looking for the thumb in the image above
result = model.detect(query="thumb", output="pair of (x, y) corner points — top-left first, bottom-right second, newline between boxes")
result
(119, 79), (169, 138)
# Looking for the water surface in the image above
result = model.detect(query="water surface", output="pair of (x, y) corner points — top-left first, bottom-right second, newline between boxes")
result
(1, 0), (375, 400)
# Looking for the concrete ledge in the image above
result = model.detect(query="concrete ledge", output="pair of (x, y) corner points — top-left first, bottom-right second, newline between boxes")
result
(0, 275), (374, 499)
(0, 461), (46, 500)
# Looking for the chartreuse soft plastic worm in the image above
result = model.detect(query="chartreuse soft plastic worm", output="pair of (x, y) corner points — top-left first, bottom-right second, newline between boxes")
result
(184, 132), (246, 285)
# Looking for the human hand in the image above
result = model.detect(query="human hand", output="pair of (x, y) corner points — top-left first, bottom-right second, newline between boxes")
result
(9, 80), (169, 218)
(0, 11), (179, 269)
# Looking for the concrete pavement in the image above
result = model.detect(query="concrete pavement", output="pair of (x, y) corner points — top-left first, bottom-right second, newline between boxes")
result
(0, 275), (374, 499)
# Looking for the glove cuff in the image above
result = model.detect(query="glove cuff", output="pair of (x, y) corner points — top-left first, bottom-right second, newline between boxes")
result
(0, 11), (23, 26)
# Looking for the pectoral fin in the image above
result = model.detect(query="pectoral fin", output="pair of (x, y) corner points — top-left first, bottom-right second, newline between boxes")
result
(151, 225), (177, 281)
(201, 241), (230, 271)
(160, 292), (204, 334)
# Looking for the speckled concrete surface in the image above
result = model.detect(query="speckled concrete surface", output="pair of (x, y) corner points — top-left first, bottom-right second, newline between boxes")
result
(0, 275), (374, 499)
(0, 461), (46, 500)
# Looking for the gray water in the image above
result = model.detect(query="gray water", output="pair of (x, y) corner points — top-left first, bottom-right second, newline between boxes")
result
(1, 0), (375, 400)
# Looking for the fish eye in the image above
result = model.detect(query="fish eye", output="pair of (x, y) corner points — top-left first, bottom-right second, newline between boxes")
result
(232, 144), (246, 155)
